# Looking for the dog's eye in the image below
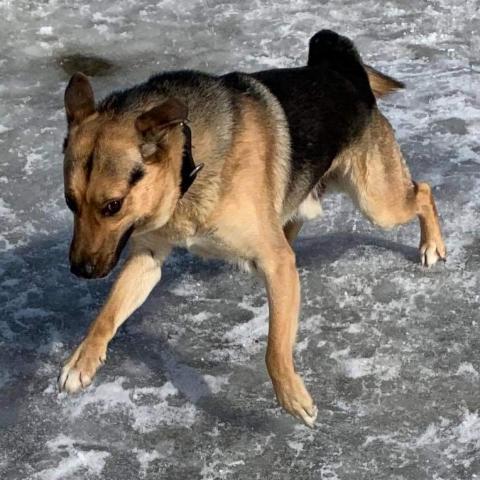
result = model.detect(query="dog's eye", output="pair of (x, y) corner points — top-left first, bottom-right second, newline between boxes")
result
(102, 199), (123, 217)
(65, 194), (77, 213)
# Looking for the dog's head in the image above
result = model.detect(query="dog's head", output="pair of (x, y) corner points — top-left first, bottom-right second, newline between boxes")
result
(63, 72), (187, 279)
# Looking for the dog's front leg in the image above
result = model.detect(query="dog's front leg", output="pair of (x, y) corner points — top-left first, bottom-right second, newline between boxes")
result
(58, 242), (170, 393)
(260, 244), (317, 427)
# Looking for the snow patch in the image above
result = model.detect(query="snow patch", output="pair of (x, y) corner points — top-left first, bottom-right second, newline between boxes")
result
(286, 440), (304, 456)
(38, 26), (53, 35)
(133, 448), (161, 477)
(33, 434), (110, 480)
(0, 198), (15, 220)
(64, 377), (197, 431)
(455, 411), (480, 445)
(24, 152), (43, 174)
(189, 311), (212, 324)
(222, 301), (268, 360)
(331, 349), (401, 380)
(203, 374), (230, 394)
(455, 362), (479, 379)
(346, 323), (363, 334)
(417, 423), (441, 446)
(343, 357), (374, 379)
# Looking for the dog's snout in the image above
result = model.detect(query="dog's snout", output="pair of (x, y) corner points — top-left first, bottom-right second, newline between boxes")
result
(70, 260), (96, 279)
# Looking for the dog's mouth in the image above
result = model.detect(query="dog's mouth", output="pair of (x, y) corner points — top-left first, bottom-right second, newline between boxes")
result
(112, 224), (135, 268)
(70, 224), (135, 279)
(98, 224), (135, 278)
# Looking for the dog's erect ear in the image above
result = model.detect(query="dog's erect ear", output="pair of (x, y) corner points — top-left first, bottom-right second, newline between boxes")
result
(64, 72), (95, 127)
(135, 98), (188, 157)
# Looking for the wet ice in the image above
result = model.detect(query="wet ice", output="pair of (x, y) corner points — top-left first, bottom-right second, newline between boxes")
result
(0, 0), (479, 479)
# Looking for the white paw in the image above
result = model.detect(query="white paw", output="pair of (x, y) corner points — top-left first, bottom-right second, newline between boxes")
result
(420, 240), (447, 267)
(297, 404), (318, 428)
(273, 374), (318, 428)
(58, 340), (106, 394)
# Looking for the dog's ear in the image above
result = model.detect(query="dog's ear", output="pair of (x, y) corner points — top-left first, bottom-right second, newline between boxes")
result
(135, 98), (188, 158)
(64, 72), (95, 127)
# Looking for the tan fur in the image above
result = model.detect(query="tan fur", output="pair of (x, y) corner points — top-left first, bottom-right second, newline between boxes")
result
(59, 69), (444, 429)
(65, 115), (183, 275)
(365, 65), (405, 98)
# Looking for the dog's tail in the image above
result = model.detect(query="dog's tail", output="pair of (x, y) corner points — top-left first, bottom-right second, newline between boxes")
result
(363, 65), (405, 98)
(307, 30), (404, 100)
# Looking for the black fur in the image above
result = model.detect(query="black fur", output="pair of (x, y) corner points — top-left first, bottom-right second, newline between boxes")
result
(180, 123), (203, 196)
(251, 31), (375, 197)
(84, 153), (94, 183)
(307, 30), (375, 108)
(113, 224), (135, 269)
(128, 165), (145, 187)
(64, 193), (78, 213)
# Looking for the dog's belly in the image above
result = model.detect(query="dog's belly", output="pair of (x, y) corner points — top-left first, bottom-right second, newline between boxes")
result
(183, 235), (225, 259)
(175, 235), (256, 274)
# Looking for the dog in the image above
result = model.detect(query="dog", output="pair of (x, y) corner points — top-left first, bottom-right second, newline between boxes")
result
(58, 30), (446, 427)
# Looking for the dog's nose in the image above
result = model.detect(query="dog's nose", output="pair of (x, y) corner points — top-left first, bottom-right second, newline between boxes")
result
(70, 261), (95, 279)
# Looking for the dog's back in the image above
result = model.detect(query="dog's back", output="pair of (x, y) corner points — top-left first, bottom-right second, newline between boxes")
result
(91, 31), (403, 225)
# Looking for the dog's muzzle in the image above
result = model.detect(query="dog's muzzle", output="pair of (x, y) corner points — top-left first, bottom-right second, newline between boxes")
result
(69, 225), (135, 279)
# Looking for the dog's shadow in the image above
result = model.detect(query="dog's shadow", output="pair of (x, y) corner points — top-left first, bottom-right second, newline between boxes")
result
(0, 227), (417, 430)
(295, 231), (418, 267)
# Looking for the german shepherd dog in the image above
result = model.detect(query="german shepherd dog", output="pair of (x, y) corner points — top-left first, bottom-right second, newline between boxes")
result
(58, 30), (446, 426)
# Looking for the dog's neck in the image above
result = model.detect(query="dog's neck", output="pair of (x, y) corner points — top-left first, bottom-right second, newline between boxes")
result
(158, 116), (230, 240)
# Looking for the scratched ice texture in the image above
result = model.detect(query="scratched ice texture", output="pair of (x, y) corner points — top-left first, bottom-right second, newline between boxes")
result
(0, 0), (479, 478)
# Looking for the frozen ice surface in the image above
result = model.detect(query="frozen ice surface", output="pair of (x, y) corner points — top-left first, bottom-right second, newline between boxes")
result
(0, 0), (479, 479)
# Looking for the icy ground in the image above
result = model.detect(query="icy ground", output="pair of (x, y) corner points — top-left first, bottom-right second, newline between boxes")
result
(0, 0), (479, 478)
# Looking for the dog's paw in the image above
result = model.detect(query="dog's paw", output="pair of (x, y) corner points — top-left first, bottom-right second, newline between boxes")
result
(58, 339), (107, 394)
(420, 239), (446, 267)
(273, 374), (317, 428)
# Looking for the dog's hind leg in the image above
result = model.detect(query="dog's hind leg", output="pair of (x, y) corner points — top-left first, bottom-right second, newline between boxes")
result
(326, 109), (446, 266)
(415, 182), (446, 266)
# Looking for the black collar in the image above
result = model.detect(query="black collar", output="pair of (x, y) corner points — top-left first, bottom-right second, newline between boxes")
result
(180, 122), (204, 196)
